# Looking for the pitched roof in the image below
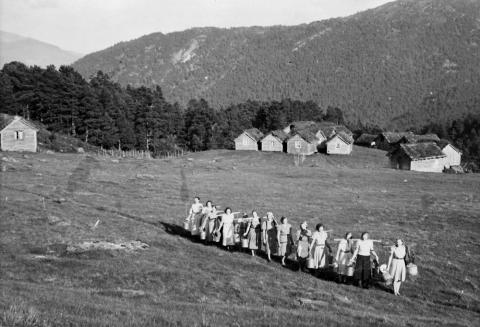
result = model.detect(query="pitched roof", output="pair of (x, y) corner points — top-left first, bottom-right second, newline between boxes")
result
(437, 139), (462, 154)
(402, 133), (440, 143)
(264, 129), (288, 142)
(243, 128), (264, 142)
(327, 132), (354, 145)
(355, 133), (377, 145)
(394, 142), (446, 160)
(0, 114), (39, 132)
(381, 132), (414, 144)
(288, 130), (318, 144)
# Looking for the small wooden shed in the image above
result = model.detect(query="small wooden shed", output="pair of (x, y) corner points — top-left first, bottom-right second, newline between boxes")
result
(234, 128), (264, 151)
(326, 132), (354, 155)
(438, 140), (462, 168)
(286, 131), (318, 155)
(389, 142), (446, 173)
(0, 114), (39, 152)
(261, 130), (288, 152)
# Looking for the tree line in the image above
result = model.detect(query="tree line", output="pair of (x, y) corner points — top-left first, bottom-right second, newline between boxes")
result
(0, 62), (478, 170)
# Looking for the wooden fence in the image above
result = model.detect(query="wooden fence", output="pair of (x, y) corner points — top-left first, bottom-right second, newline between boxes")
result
(96, 148), (187, 160)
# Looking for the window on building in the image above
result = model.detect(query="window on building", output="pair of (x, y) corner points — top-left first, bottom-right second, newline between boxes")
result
(295, 141), (301, 149)
(15, 131), (24, 140)
(242, 137), (248, 145)
(336, 143), (340, 149)
(271, 141), (275, 147)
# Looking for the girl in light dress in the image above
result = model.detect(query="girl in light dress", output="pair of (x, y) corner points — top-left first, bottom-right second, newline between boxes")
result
(309, 224), (332, 273)
(243, 210), (261, 256)
(350, 232), (379, 289)
(188, 197), (204, 237)
(387, 239), (407, 295)
(217, 207), (235, 250)
(335, 232), (353, 283)
(295, 221), (312, 272)
(262, 212), (278, 262)
(200, 201), (217, 243)
(277, 217), (293, 266)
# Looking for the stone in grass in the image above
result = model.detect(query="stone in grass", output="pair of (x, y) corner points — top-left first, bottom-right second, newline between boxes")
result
(54, 197), (66, 204)
(77, 147), (85, 154)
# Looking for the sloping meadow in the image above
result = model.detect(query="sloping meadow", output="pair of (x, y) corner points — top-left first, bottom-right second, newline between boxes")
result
(0, 149), (479, 326)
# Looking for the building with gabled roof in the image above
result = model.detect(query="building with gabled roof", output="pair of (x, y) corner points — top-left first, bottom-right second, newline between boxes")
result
(375, 132), (414, 151)
(326, 132), (354, 155)
(261, 130), (288, 152)
(0, 114), (39, 152)
(388, 142), (446, 172)
(286, 130), (318, 155)
(234, 128), (264, 151)
(437, 140), (462, 169)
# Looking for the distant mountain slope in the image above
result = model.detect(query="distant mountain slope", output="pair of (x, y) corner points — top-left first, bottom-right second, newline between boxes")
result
(72, 0), (480, 129)
(0, 31), (82, 68)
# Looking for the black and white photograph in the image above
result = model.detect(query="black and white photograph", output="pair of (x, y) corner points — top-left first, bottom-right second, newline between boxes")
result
(0, 0), (479, 326)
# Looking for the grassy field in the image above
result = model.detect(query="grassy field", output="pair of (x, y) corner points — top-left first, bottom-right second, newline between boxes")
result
(0, 147), (479, 326)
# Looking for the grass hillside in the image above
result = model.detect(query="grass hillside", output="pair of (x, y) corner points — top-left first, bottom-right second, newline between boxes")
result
(1, 147), (479, 326)
(72, 0), (480, 128)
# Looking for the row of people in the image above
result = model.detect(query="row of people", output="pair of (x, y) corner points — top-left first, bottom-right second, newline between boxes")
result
(185, 197), (412, 295)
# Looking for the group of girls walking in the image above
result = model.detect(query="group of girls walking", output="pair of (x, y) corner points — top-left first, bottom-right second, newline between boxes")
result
(185, 197), (412, 296)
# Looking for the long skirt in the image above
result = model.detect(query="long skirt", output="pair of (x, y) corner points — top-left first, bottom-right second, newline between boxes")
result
(222, 223), (235, 246)
(247, 227), (261, 250)
(354, 255), (371, 285)
(204, 217), (216, 242)
(389, 258), (406, 282)
(190, 212), (203, 236)
(337, 251), (352, 275)
(278, 242), (288, 256)
(312, 245), (327, 269)
(263, 229), (278, 255)
(213, 218), (222, 243)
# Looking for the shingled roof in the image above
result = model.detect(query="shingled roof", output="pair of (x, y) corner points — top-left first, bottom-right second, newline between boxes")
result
(288, 130), (318, 144)
(284, 121), (317, 132)
(355, 133), (377, 145)
(402, 133), (440, 144)
(437, 139), (462, 154)
(0, 114), (39, 132)
(243, 128), (264, 142)
(395, 142), (446, 160)
(381, 132), (414, 144)
(331, 131), (354, 145)
(267, 129), (289, 142)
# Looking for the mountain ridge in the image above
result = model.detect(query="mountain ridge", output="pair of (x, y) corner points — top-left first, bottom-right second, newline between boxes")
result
(0, 30), (82, 68)
(72, 0), (480, 129)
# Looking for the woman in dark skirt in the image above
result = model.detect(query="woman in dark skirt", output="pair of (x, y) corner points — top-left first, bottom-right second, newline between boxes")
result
(350, 232), (379, 289)
(262, 212), (277, 262)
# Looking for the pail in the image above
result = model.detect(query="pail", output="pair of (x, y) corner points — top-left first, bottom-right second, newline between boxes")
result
(407, 263), (418, 277)
(200, 231), (206, 240)
(234, 233), (241, 243)
(183, 221), (189, 231)
(346, 265), (355, 277)
(241, 238), (249, 248)
(306, 258), (315, 269)
(213, 231), (221, 243)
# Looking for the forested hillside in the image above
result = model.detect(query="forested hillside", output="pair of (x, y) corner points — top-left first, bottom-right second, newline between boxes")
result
(72, 0), (480, 129)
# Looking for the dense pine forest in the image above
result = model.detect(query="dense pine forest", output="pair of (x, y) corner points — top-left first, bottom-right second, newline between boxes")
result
(0, 61), (479, 169)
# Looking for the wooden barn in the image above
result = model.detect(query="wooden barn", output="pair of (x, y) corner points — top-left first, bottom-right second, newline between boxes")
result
(234, 128), (264, 151)
(261, 130), (288, 152)
(286, 131), (318, 155)
(398, 133), (441, 144)
(0, 114), (39, 152)
(438, 140), (462, 168)
(326, 132), (354, 155)
(388, 142), (446, 173)
(375, 132), (414, 151)
(355, 133), (377, 147)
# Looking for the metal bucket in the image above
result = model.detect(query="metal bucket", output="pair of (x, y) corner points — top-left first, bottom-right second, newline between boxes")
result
(241, 238), (249, 248)
(183, 221), (189, 231)
(213, 231), (221, 243)
(234, 233), (241, 243)
(306, 258), (315, 269)
(346, 265), (355, 277)
(200, 231), (206, 240)
(407, 263), (418, 277)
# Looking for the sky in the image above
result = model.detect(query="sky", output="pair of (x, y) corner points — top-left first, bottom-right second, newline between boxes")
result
(0, 0), (393, 54)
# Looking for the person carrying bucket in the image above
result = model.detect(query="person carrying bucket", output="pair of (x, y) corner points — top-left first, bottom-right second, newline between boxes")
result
(295, 221), (312, 272)
(335, 232), (354, 283)
(200, 201), (216, 243)
(243, 210), (261, 257)
(277, 217), (293, 266)
(387, 239), (407, 295)
(350, 232), (379, 289)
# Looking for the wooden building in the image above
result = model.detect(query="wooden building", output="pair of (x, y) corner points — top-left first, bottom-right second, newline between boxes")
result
(438, 140), (462, 168)
(286, 131), (318, 155)
(261, 130), (288, 152)
(398, 133), (441, 144)
(355, 133), (377, 147)
(234, 128), (264, 151)
(388, 142), (446, 173)
(0, 114), (39, 152)
(375, 132), (414, 151)
(326, 132), (354, 155)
